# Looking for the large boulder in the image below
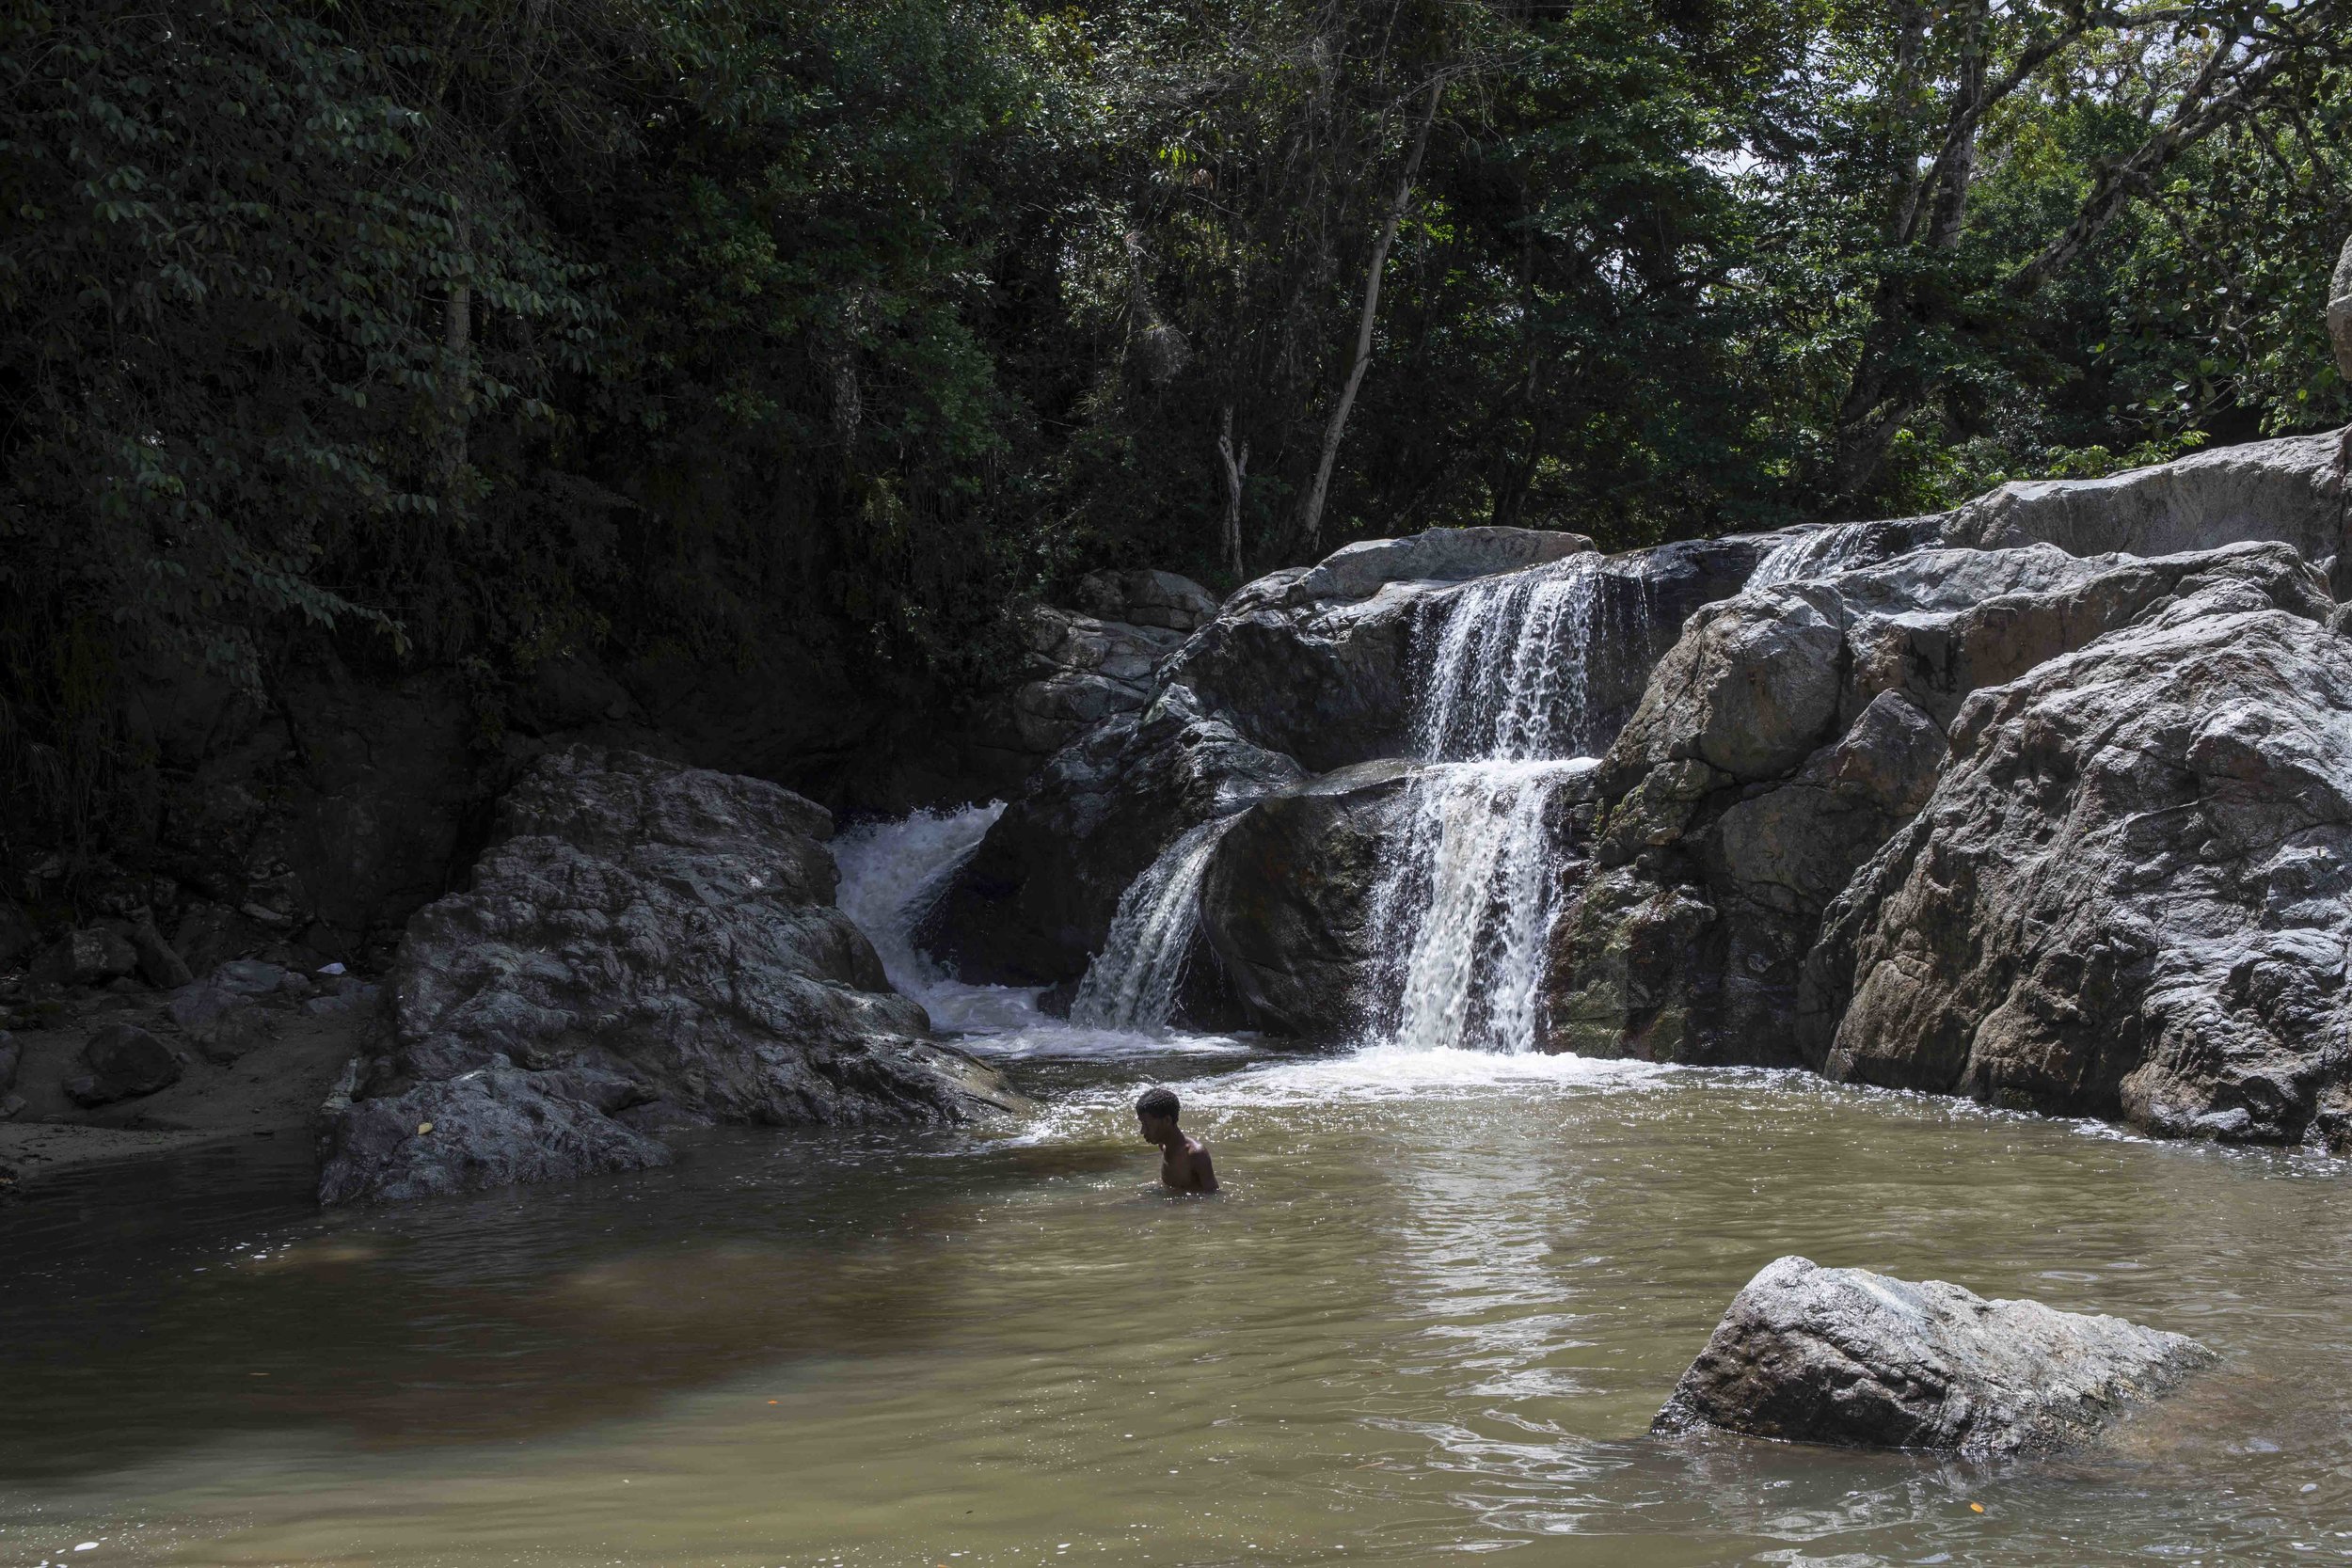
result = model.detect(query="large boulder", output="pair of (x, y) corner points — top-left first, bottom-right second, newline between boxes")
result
(1196, 761), (1418, 1037)
(63, 1023), (183, 1107)
(1072, 568), (1221, 632)
(1276, 525), (1594, 607)
(2328, 235), (2352, 380)
(1160, 585), (1427, 774)
(166, 980), (276, 1064)
(1939, 429), (2349, 570)
(1803, 577), (2352, 1147)
(1548, 543), (2332, 1067)
(317, 746), (1022, 1205)
(933, 576), (1219, 806)
(36, 926), (139, 990)
(990, 606), (1184, 759)
(1654, 1257), (2215, 1457)
(923, 689), (1306, 986)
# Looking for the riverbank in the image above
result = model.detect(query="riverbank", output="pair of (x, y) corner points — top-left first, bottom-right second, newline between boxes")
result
(0, 996), (360, 1191)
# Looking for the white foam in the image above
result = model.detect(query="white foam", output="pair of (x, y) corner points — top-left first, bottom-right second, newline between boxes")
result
(832, 803), (1052, 1036)
(1416, 557), (1604, 762)
(1364, 759), (1595, 1055)
(1748, 521), (1876, 587)
(1210, 1043), (1672, 1105)
(1072, 816), (1236, 1033)
(834, 803), (1246, 1058)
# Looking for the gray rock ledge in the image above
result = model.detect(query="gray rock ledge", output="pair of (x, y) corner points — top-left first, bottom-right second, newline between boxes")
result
(1653, 1256), (2216, 1456)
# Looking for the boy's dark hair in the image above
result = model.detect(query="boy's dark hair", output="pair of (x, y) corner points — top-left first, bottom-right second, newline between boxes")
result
(1136, 1085), (1180, 1120)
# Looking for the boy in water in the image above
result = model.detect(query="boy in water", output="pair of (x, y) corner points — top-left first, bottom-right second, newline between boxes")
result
(1135, 1085), (1218, 1193)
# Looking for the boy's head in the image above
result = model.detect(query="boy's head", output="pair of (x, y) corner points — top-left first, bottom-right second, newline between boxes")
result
(1136, 1085), (1181, 1143)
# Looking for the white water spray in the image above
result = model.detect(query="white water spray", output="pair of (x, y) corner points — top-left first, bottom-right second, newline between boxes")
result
(1355, 550), (1620, 1054)
(1369, 760), (1592, 1055)
(1748, 521), (1875, 587)
(832, 803), (1052, 1036)
(1416, 555), (1604, 761)
(1071, 816), (1235, 1032)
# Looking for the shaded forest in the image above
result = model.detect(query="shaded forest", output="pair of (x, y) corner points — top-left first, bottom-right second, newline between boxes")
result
(4, 0), (2348, 861)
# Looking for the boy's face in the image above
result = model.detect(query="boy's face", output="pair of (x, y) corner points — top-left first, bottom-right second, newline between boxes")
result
(1138, 1111), (1176, 1146)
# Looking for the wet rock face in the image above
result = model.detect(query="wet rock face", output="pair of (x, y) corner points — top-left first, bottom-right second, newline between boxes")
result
(1805, 585), (2352, 1147)
(931, 528), (1762, 995)
(317, 746), (1022, 1205)
(1197, 762), (1418, 1038)
(1655, 1257), (2216, 1457)
(924, 691), (1306, 986)
(1550, 541), (2333, 1069)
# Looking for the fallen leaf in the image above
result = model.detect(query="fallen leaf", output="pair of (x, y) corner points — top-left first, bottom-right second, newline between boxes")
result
(416, 1121), (434, 1135)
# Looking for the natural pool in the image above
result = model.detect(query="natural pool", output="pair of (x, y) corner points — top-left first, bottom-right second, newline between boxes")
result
(8, 806), (2351, 1567)
(7, 1037), (2352, 1567)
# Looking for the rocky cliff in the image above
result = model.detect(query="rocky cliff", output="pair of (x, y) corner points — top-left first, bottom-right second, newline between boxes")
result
(926, 425), (2352, 1156)
(317, 746), (1023, 1204)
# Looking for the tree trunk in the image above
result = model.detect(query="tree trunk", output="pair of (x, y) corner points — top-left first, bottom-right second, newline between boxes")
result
(1216, 405), (1249, 581)
(440, 215), (472, 495)
(1297, 75), (1442, 554)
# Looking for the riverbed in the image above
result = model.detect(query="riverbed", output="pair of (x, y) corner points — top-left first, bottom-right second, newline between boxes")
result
(5, 811), (2350, 1565)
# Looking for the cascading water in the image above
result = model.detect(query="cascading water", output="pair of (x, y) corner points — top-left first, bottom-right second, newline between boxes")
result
(1366, 554), (1617, 1055)
(835, 804), (1250, 1057)
(1416, 554), (1603, 761)
(832, 803), (1052, 1036)
(1070, 816), (1236, 1032)
(1369, 759), (1595, 1055)
(1748, 520), (1875, 587)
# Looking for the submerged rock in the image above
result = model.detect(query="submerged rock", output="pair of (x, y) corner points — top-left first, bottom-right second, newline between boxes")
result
(317, 746), (1022, 1206)
(1654, 1256), (2215, 1456)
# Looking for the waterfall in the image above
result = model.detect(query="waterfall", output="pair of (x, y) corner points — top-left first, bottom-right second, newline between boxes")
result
(1070, 816), (1235, 1032)
(1368, 760), (1592, 1055)
(832, 803), (1053, 1037)
(1359, 553), (1618, 1054)
(1749, 521), (1875, 587)
(1416, 555), (1604, 761)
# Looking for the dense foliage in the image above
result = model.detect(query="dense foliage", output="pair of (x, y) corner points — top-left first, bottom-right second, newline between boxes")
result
(2, 0), (2346, 841)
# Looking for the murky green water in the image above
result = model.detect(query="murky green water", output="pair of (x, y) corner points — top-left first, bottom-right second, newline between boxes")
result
(5, 1044), (2350, 1567)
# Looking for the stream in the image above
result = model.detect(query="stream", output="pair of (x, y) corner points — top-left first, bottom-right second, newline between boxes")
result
(6, 807), (2352, 1566)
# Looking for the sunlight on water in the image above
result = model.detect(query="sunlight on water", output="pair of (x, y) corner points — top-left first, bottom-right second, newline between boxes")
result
(9, 1050), (2352, 1567)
